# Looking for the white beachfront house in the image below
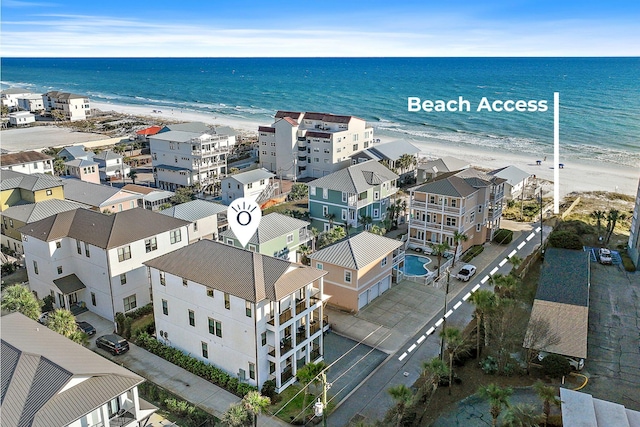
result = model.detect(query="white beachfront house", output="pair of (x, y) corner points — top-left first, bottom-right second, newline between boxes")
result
(19, 208), (189, 321)
(92, 150), (130, 182)
(0, 151), (54, 175)
(220, 168), (276, 205)
(17, 93), (45, 113)
(1, 88), (33, 110)
(258, 111), (375, 180)
(144, 240), (328, 392)
(43, 91), (91, 121)
(8, 111), (36, 126)
(159, 199), (228, 242)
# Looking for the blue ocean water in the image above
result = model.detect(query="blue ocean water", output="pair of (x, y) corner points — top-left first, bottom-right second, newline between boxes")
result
(2, 57), (639, 167)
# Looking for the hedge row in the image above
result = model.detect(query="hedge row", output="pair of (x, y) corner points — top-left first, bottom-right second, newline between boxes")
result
(461, 245), (484, 263)
(136, 332), (257, 397)
(493, 229), (513, 244)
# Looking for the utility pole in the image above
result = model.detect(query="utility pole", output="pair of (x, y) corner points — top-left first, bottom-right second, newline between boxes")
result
(539, 186), (544, 257)
(314, 371), (329, 427)
(439, 268), (450, 361)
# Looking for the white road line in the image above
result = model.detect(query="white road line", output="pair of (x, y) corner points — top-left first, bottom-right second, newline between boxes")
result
(453, 301), (462, 310)
(417, 335), (426, 344)
(490, 267), (499, 275)
(444, 309), (454, 318)
(435, 318), (444, 327)
(472, 284), (481, 292)
(481, 275), (489, 284)
(462, 292), (471, 301)
(527, 232), (535, 241)
(508, 249), (517, 257)
(399, 352), (407, 361)
(408, 344), (416, 352)
(499, 259), (507, 267)
(536, 226), (541, 232)
(517, 242), (526, 250)
(426, 327), (435, 335)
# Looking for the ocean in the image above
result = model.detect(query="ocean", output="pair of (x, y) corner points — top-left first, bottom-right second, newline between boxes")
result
(2, 57), (639, 167)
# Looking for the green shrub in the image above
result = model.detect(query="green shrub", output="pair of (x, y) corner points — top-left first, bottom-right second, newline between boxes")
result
(131, 316), (155, 339)
(123, 317), (134, 339)
(287, 183), (308, 201)
(462, 245), (484, 263)
(126, 303), (154, 320)
(548, 230), (583, 250)
(493, 229), (513, 244)
(115, 312), (126, 335)
(541, 354), (571, 378)
(481, 356), (498, 375)
(261, 379), (278, 402)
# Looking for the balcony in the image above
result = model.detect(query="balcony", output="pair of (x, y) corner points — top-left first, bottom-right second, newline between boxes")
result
(298, 155), (307, 162)
(411, 200), (465, 215)
(295, 300), (307, 314)
(409, 219), (461, 233)
(296, 330), (306, 343)
(392, 249), (405, 266)
(268, 308), (293, 326)
(281, 368), (294, 384)
(109, 409), (136, 427)
(309, 322), (321, 336)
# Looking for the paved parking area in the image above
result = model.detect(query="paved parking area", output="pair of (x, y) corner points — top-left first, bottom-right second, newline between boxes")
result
(584, 262), (640, 410)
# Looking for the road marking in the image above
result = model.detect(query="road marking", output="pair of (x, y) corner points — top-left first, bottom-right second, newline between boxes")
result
(426, 327), (435, 335)
(453, 301), (462, 309)
(399, 352), (407, 361)
(435, 318), (444, 327)
(472, 284), (481, 292)
(408, 344), (416, 352)
(490, 267), (499, 275)
(508, 249), (517, 257)
(481, 275), (489, 284)
(444, 309), (453, 318)
(527, 232), (535, 241)
(517, 242), (526, 250)
(462, 292), (471, 301)
(417, 335), (426, 343)
(499, 259), (507, 267)
(535, 226), (541, 232)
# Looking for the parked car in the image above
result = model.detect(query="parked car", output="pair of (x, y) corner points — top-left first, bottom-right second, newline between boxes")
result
(598, 248), (612, 265)
(96, 334), (130, 355)
(456, 264), (477, 281)
(537, 351), (584, 371)
(76, 321), (96, 336)
(38, 311), (51, 325)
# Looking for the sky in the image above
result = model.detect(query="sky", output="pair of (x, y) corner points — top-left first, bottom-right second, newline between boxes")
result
(1, 0), (639, 57)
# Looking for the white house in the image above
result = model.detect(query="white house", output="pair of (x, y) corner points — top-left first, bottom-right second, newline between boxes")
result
(1, 88), (33, 110)
(220, 168), (276, 205)
(144, 240), (328, 392)
(58, 145), (94, 161)
(0, 151), (54, 175)
(92, 150), (130, 181)
(43, 91), (91, 121)
(259, 111), (375, 179)
(8, 111), (36, 126)
(19, 208), (189, 321)
(1, 312), (156, 427)
(489, 165), (532, 200)
(17, 93), (45, 113)
(159, 199), (228, 242)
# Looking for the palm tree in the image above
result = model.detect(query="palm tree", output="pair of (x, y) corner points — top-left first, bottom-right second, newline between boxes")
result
(242, 391), (271, 427)
(222, 403), (250, 426)
(492, 274), (519, 299)
(324, 212), (336, 229)
(421, 357), (448, 395)
(309, 227), (319, 251)
(1, 284), (42, 320)
(534, 381), (560, 427)
(508, 255), (523, 275)
(590, 210), (606, 241)
(298, 245), (312, 265)
(468, 289), (496, 356)
(387, 384), (413, 427)
(296, 362), (326, 421)
(370, 224), (386, 235)
(430, 241), (451, 280)
(605, 209), (626, 244)
(344, 222), (353, 236)
(452, 231), (469, 267)
(439, 327), (465, 395)
(359, 215), (373, 231)
(502, 403), (542, 427)
(46, 309), (77, 337)
(127, 169), (138, 185)
(53, 158), (66, 176)
(478, 383), (513, 427)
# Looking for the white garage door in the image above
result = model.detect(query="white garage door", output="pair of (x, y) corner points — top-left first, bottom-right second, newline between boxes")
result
(369, 282), (380, 301)
(380, 275), (391, 293)
(358, 292), (368, 310)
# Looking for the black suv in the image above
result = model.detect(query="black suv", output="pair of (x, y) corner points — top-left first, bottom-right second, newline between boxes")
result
(76, 321), (96, 336)
(96, 334), (130, 355)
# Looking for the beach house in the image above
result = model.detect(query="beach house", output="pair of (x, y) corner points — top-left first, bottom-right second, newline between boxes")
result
(350, 139), (421, 183)
(43, 90), (91, 121)
(160, 199), (228, 242)
(58, 145), (95, 161)
(17, 93), (45, 113)
(8, 111), (36, 126)
(0, 151), (54, 175)
(19, 208), (189, 321)
(1, 88), (33, 110)
(489, 165), (532, 200)
(64, 158), (101, 184)
(122, 184), (174, 211)
(92, 150), (130, 182)
(62, 178), (142, 212)
(220, 168), (276, 205)
(416, 156), (471, 184)
(628, 177), (640, 270)
(258, 111), (375, 180)
(144, 240), (327, 392)
(307, 160), (399, 232)
(1, 171), (64, 211)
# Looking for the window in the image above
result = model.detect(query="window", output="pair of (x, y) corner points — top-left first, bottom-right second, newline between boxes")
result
(201, 342), (208, 358)
(286, 233), (294, 244)
(170, 230), (182, 244)
(145, 237), (158, 252)
(446, 217), (457, 227)
(476, 224), (482, 232)
(193, 222), (198, 232)
(249, 362), (256, 380)
(353, 144), (358, 151)
(310, 186), (316, 196)
(118, 245), (131, 262)
(226, 239), (234, 245)
(55, 241), (61, 249)
(188, 309), (195, 326)
(91, 292), (96, 306)
(247, 183), (253, 189)
(77, 240), (82, 254)
(57, 266), (63, 274)
(207, 288), (214, 298)
(183, 278), (188, 287)
(215, 320), (222, 337)
(33, 261), (38, 274)
(381, 257), (388, 267)
(341, 209), (347, 221)
(373, 208), (379, 218)
(374, 191), (380, 200)
(46, 189), (53, 196)
(344, 270), (352, 283)
(162, 299), (168, 315)
(123, 294), (137, 312)
(261, 332), (267, 346)
(316, 262), (323, 270)
(120, 273), (127, 285)
(429, 195), (436, 204)
(451, 199), (457, 207)
(322, 188), (328, 199)
(209, 318), (223, 337)
(342, 192), (347, 202)
(159, 271), (166, 286)
(224, 293), (230, 309)
(246, 301), (252, 317)
(322, 206), (328, 216)
(239, 369), (246, 381)
(478, 205), (483, 213)
(84, 242), (90, 257)
(248, 244), (257, 252)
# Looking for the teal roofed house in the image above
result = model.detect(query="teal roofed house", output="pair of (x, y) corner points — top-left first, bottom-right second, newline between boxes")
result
(307, 160), (399, 232)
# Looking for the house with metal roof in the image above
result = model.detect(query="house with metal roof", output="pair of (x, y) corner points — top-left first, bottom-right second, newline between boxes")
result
(121, 183), (174, 211)
(489, 165), (532, 200)
(19, 208), (189, 320)
(0, 151), (54, 175)
(58, 145), (95, 161)
(1, 312), (156, 427)
(350, 140), (421, 183)
(523, 248), (590, 360)
(0, 170), (65, 211)
(416, 156), (471, 183)
(62, 178), (142, 212)
(160, 199), (227, 242)
(64, 158), (100, 184)
(7, 110), (36, 127)
(559, 389), (640, 427)
(408, 168), (506, 253)
(92, 150), (130, 182)
(220, 212), (310, 261)
(144, 239), (328, 392)
(220, 168), (276, 205)
(307, 160), (399, 232)
(1, 88), (33, 110)
(309, 231), (404, 312)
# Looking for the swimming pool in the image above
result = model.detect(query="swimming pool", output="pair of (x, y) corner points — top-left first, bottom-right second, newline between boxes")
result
(399, 255), (433, 276)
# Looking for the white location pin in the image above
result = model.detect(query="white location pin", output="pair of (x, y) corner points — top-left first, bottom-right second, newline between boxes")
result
(227, 198), (262, 248)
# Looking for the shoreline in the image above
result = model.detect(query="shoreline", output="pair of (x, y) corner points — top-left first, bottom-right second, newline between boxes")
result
(94, 100), (639, 197)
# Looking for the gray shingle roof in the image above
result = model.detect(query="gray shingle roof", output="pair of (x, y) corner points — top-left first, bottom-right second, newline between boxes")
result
(159, 199), (227, 222)
(309, 231), (402, 270)
(225, 168), (274, 185)
(64, 158), (98, 168)
(220, 212), (309, 245)
(489, 165), (531, 186)
(1, 313), (143, 427)
(144, 240), (325, 302)
(308, 160), (398, 193)
(62, 178), (139, 207)
(53, 274), (86, 294)
(2, 199), (88, 223)
(19, 208), (189, 249)
(1, 88), (32, 95)
(536, 247), (590, 307)
(0, 151), (53, 166)
(44, 91), (86, 100)
(0, 170), (62, 192)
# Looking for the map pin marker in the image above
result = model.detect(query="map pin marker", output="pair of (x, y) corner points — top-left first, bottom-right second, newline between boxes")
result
(227, 198), (262, 248)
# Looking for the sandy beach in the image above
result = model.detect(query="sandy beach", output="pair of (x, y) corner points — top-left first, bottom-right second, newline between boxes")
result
(92, 101), (639, 198)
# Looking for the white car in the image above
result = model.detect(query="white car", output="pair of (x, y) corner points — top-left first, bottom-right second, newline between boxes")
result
(456, 264), (477, 281)
(598, 248), (612, 265)
(537, 351), (585, 371)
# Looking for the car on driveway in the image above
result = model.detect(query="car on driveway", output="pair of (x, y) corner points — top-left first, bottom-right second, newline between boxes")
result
(38, 311), (51, 325)
(598, 248), (612, 265)
(537, 351), (584, 371)
(76, 321), (96, 336)
(96, 334), (130, 355)
(456, 264), (477, 281)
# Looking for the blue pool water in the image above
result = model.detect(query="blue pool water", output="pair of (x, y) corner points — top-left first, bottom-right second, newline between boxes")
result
(400, 255), (432, 277)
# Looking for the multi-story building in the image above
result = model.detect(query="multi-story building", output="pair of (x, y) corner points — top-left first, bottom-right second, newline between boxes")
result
(62, 178), (142, 212)
(17, 93), (45, 112)
(220, 212), (310, 262)
(1, 171), (64, 211)
(307, 160), (398, 232)
(2, 312), (156, 427)
(489, 165), (532, 200)
(160, 199), (228, 242)
(350, 140), (421, 184)
(149, 130), (234, 192)
(19, 208), (189, 320)
(64, 158), (101, 184)
(220, 168), (276, 205)
(628, 177), (640, 270)
(408, 168), (506, 254)
(258, 111), (374, 179)
(92, 150), (130, 182)
(144, 240), (327, 392)
(0, 151), (54, 175)
(43, 91), (91, 121)
(1, 88), (32, 110)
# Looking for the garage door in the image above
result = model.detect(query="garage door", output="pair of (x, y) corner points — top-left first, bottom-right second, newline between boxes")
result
(369, 282), (380, 301)
(358, 292), (368, 310)
(380, 275), (391, 294)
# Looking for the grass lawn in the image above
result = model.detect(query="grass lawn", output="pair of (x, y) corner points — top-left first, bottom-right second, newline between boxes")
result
(1, 267), (28, 290)
(270, 384), (335, 425)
